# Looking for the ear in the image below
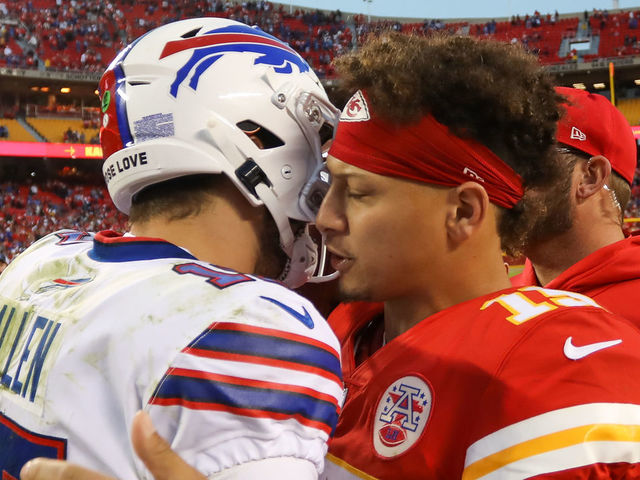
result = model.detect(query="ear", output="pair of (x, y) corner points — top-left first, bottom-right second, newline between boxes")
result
(576, 155), (611, 200)
(445, 181), (489, 245)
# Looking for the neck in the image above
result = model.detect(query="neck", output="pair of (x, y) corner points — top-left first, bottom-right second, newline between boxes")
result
(383, 247), (512, 341)
(130, 195), (265, 274)
(527, 214), (624, 286)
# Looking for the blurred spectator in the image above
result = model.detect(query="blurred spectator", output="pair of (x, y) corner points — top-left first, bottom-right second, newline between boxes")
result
(624, 164), (640, 225)
(63, 126), (81, 143)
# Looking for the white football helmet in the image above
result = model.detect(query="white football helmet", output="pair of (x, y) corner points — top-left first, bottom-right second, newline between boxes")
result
(99, 17), (339, 287)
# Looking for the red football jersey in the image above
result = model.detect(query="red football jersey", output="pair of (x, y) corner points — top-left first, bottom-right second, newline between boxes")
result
(512, 235), (640, 326)
(322, 286), (640, 479)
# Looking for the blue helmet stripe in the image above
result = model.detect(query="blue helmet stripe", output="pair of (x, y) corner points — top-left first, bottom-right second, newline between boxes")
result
(114, 63), (134, 149)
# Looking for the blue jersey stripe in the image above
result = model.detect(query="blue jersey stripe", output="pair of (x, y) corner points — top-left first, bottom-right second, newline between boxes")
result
(89, 238), (196, 262)
(152, 374), (339, 431)
(188, 329), (341, 380)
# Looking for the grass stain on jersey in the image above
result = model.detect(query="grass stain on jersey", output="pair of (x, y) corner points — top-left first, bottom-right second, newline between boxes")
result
(82, 350), (107, 374)
(145, 314), (162, 325)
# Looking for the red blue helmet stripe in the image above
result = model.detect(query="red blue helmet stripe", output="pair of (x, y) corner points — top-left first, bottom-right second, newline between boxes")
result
(161, 24), (310, 98)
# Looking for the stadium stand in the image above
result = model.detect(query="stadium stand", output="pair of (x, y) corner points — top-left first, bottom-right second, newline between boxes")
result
(618, 97), (640, 126)
(590, 10), (640, 57)
(2, 0), (640, 75)
(0, 176), (127, 262)
(27, 117), (98, 143)
(2, 0), (351, 77)
(6, 0), (639, 73)
(0, 119), (36, 142)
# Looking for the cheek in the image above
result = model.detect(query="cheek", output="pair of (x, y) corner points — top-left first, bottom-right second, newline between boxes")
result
(352, 208), (425, 267)
(369, 208), (444, 269)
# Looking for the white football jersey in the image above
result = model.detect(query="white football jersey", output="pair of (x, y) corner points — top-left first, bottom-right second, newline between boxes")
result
(0, 230), (342, 479)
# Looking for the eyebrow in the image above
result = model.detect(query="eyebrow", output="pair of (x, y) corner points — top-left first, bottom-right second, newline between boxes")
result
(329, 169), (369, 180)
(326, 161), (369, 180)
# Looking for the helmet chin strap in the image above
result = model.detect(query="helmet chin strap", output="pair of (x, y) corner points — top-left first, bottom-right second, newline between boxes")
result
(306, 240), (340, 283)
(206, 115), (324, 288)
(255, 183), (318, 288)
(257, 181), (340, 286)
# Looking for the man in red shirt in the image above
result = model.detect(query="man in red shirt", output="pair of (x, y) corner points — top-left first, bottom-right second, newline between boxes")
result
(511, 87), (640, 324)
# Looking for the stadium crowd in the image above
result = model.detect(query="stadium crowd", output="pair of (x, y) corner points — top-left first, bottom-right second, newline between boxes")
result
(627, 164), (640, 219)
(0, 178), (127, 262)
(0, 0), (640, 74)
(0, 0), (352, 77)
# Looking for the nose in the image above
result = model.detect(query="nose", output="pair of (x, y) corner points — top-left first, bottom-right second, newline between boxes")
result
(316, 185), (347, 235)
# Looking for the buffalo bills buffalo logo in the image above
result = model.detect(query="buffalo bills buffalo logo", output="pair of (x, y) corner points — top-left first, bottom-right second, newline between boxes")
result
(160, 24), (310, 97)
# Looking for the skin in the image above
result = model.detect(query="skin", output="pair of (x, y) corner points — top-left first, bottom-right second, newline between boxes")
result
(524, 154), (625, 286)
(20, 412), (204, 480)
(316, 155), (512, 341)
(131, 177), (283, 279)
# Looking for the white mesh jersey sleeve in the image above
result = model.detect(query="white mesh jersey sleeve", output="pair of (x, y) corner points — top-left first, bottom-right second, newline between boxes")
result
(142, 265), (343, 477)
(209, 456), (318, 480)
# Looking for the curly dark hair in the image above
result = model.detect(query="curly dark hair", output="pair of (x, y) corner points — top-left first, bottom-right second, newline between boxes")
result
(333, 33), (564, 255)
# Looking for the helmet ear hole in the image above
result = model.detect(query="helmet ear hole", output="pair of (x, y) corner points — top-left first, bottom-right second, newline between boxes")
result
(237, 120), (284, 149)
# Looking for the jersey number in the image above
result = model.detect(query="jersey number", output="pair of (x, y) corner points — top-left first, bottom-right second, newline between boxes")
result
(0, 412), (66, 479)
(481, 286), (602, 325)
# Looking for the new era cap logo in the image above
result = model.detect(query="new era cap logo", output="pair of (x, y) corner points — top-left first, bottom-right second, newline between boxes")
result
(570, 126), (586, 141)
(341, 90), (370, 122)
(463, 167), (485, 182)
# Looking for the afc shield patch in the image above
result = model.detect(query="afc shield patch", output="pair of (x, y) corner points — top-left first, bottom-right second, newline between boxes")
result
(373, 375), (432, 457)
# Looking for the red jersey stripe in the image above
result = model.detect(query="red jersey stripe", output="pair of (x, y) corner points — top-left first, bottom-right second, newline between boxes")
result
(182, 347), (343, 388)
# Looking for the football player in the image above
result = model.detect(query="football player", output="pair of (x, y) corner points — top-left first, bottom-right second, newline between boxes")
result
(512, 87), (640, 325)
(0, 17), (342, 480)
(318, 33), (640, 479)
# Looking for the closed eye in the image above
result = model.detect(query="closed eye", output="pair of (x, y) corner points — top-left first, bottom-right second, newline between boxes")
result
(347, 191), (368, 200)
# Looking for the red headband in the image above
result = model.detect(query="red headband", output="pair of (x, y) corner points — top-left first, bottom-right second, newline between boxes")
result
(328, 91), (524, 209)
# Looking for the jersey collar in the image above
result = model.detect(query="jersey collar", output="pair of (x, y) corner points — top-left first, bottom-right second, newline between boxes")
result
(89, 230), (197, 263)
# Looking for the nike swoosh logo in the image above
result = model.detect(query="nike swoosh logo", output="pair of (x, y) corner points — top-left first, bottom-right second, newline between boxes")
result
(563, 336), (622, 360)
(260, 296), (314, 329)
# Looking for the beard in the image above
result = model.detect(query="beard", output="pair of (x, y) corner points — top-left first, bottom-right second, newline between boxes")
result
(337, 286), (368, 303)
(525, 165), (575, 248)
(334, 266), (378, 303)
(253, 211), (290, 280)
